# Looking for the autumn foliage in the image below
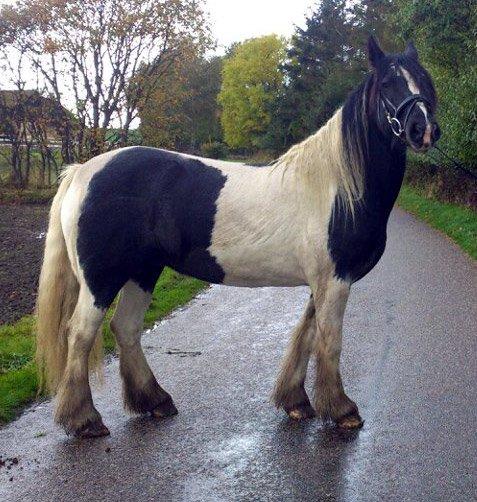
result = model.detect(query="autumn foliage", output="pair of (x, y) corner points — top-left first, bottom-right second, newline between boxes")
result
(0, 0), (212, 186)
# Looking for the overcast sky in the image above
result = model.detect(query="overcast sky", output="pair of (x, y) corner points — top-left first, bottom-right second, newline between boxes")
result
(206, 0), (315, 51)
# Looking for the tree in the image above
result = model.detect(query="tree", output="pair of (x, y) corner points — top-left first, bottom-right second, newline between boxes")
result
(266, 0), (402, 153)
(350, 0), (398, 53)
(218, 35), (286, 150)
(181, 56), (223, 150)
(0, 0), (212, 161)
(140, 54), (223, 152)
(0, 86), (72, 187)
(271, 0), (363, 150)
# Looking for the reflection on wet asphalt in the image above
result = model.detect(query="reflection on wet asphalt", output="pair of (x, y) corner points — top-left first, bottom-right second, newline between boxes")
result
(1, 208), (476, 501)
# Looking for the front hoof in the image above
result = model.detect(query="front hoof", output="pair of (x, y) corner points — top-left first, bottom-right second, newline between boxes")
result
(336, 412), (364, 430)
(151, 398), (178, 419)
(287, 403), (316, 421)
(74, 419), (110, 438)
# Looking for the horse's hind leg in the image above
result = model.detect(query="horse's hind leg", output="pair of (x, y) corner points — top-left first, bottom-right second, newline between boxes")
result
(273, 296), (316, 420)
(55, 286), (109, 437)
(312, 279), (363, 429)
(111, 280), (177, 418)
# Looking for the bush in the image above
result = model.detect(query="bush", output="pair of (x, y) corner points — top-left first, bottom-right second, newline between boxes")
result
(404, 155), (477, 209)
(201, 141), (228, 159)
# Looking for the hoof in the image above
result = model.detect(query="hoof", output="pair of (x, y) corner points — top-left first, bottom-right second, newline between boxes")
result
(74, 420), (110, 438)
(151, 398), (178, 419)
(336, 413), (364, 430)
(287, 403), (316, 421)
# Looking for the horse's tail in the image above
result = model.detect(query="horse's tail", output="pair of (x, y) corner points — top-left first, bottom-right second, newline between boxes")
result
(36, 164), (82, 395)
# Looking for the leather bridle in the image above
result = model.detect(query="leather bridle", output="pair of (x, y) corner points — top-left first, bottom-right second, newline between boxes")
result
(380, 93), (432, 139)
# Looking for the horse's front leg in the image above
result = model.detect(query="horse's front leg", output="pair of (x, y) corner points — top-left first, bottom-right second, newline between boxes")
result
(111, 280), (177, 419)
(312, 278), (363, 429)
(273, 296), (317, 420)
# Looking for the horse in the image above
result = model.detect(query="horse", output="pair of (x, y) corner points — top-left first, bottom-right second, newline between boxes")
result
(36, 37), (440, 438)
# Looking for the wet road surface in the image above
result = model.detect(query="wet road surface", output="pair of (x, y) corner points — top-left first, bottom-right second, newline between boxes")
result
(1, 208), (476, 501)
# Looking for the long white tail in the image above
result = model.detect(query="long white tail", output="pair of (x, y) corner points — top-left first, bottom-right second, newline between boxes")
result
(36, 164), (86, 393)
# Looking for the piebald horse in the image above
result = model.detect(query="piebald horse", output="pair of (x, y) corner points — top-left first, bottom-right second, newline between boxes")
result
(36, 37), (440, 437)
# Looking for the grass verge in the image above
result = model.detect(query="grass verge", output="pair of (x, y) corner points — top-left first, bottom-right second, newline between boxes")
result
(0, 268), (206, 424)
(398, 185), (477, 259)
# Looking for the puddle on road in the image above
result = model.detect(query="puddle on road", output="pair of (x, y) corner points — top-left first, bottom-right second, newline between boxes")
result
(180, 432), (263, 500)
(209, 433), (261, 477)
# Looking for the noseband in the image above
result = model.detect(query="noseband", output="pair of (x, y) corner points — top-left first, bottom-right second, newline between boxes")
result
(380, 94), (432, 139)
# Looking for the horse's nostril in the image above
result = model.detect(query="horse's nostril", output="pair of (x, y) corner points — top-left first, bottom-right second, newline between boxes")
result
(410, 123), (425, 140)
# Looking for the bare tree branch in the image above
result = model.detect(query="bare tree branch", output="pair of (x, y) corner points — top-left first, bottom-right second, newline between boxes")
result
(0, 0), (212, 159)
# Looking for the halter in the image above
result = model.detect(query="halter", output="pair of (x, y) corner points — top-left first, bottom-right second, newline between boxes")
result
(380, 93), (432, 139)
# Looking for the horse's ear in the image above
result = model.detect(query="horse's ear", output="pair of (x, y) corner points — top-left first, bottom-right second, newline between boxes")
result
(404, 41), (419, 61)
(367, 35), (385, 68)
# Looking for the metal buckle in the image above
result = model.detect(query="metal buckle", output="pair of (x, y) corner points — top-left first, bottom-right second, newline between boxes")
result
(386, 112), (404, 137)
(382, 93), (432, 139)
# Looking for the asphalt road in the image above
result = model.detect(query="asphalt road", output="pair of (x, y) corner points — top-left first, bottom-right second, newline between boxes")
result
(1, 208), (476, 502)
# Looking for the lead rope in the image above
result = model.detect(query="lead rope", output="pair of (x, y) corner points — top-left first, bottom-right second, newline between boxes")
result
(430, 145), (477, 182)
(380, 93), (477, 183)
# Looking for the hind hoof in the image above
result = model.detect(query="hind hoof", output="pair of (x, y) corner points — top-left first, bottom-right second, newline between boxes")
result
(151, 398), (178, 418)
(336, 413), (364, 430)
(74, 420), (110, 438)
(287, 403), (316, 421)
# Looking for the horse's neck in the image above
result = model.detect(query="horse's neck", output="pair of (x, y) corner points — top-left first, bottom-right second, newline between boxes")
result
(361, 125), (407, 217)
(271, 110), (348, 214)
(269, 113), (406, 221)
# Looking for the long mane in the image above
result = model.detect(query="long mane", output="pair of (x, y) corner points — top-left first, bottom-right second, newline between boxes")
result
(273, 76), (372, 216)
(341, 75), (374, 208)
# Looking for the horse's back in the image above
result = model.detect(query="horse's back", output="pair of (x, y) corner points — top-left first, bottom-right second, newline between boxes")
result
(71, 147), (230, 308)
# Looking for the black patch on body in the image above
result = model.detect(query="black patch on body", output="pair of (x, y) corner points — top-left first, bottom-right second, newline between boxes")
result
(77, 147), (226, 308)
(328, 81), (407, 283)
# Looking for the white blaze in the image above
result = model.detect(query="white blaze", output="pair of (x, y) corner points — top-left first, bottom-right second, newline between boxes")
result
(400, 66), (432, 145)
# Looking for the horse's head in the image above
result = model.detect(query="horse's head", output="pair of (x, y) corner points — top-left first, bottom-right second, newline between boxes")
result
(367, 36), (440, 152)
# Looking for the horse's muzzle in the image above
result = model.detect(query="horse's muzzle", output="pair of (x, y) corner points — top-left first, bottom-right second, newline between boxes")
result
(406, 118), (441, 152)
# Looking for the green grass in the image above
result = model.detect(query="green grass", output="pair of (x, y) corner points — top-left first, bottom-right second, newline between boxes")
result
(0, 269), (206, 423)
(398, 185), (477, 259)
